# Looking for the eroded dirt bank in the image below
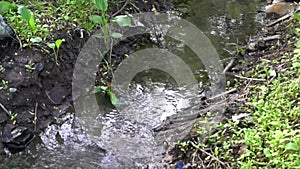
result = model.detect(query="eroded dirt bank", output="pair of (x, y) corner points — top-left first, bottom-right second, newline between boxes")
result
(0, 0), (175, 155)
(0, 30), (88, 153)
(2, 0), (298, 169)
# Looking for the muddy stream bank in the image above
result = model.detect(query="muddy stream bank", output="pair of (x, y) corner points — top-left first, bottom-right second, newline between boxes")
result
(0, 0), (266, 168)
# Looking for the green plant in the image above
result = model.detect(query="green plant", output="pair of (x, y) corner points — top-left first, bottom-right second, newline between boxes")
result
(90, 0), (131, 38)
(0, 65), (5, 73)
(175, 14), (300, 168)
(0, 1), (45, 45)
(0, 80), (8, 90)
(18, 5), (36, 33)
(1, 0), (100, 45)
(88, 0), (131, 106)
(0, 1), (15, 14)
(89, 0), (108, 26)
(47, 39), (64, 65)
(25, 60), (35, 72)
(94, 83), (119, 106)
(235, 38), (300, 167)
(55, 0), (97, 31)
(179, 141), (189, 152)
(0, 102), (17, 124)
(7, 110), (17, 124)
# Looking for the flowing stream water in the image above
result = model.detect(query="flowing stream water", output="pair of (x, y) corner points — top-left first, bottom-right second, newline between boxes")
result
(0, 0), (266, 168)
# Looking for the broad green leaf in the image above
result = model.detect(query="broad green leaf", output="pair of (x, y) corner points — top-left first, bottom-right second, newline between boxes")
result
(108, 91), (119, 106)
(112, 15), (131, 26)
(294, 13), (300, 22)
(294, 48), (300, 54)
(18, 6), (32, 22)
(28, 14), (36, 31)
(93, 86), (102, 93)
(214, 148), (219, 156)
(263, 149), (271, 158)
(55, 39), (64, 48)
(295, 28), (300, 36)
(30, 37), (42, 43)
(95, 0), (108, 13)
(47, 43), (55, 49)
(111, 32), (123, 38)
(89, 15), (103, 24)
(296, 39), (300, 48)
(286, 142), (299, 151)
(293, 62), (300, 69)
(0, 1), (15, 14)
(93, 85), (108, 93)
(95, 34), (105, 39)
(269, 121), (280, 126)
(100, 86), (108, 91)
(294, 49), (300, 58)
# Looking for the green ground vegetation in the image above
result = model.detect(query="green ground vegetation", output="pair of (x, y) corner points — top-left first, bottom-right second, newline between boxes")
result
(1, 0), (96, 44)
(178, 14), (300, 169)
(0, 0), (132, 45)
(0, 0), (131, 105)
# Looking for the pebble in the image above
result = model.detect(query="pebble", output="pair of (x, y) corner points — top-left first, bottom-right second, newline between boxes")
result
(9, 88), (17, 93)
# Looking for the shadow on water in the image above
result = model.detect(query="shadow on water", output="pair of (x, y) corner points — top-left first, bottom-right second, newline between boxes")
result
(0, 0), (266, 168)
(181, 0), (266, 57)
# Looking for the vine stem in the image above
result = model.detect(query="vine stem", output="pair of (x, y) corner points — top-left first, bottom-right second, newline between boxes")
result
(110, 0), (129, 19)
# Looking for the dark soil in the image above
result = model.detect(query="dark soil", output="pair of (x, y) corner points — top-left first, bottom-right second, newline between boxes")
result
(0, 0), (175, 154)
(0, 29), (89, 153)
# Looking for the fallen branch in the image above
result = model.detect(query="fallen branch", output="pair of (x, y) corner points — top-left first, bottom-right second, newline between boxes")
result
(155, 89), (236, 130)
(108, 37), (115, 78)
(34, 103), (38, 131)
(0, 102), (10, 117)
(110, 0), (129, 18)
(154, 99), (227, 145)
(45, 91), (57, 104)
(190, 141), (231, 169)
(208, 88), (237, 101)
(262, 35), (281, 41)
(267, 13), (293, 27)
(226, 72), (266, 82)
(233, 74), (266, 82)
(222, 58), (236, 74)
(267, 6), (300, 27)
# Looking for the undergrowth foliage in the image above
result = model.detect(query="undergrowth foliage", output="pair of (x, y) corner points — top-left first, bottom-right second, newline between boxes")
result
(0, 0), (131, 43)
(0, 0), (130, 106)
(177, 12), (300, 169)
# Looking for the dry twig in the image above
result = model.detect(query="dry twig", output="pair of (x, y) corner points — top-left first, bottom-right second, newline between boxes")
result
(190, 141), (231, 168)
(34, 103), (38, 131)
(233, 74), (266, 82)
(226, 72), (266, 82)
(267, 6), (300, 27)
(223, 58), (236, 74)
(0, 102), (10, 116)
(110, 0), (129, 18)
(7, 23), (22, 49)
